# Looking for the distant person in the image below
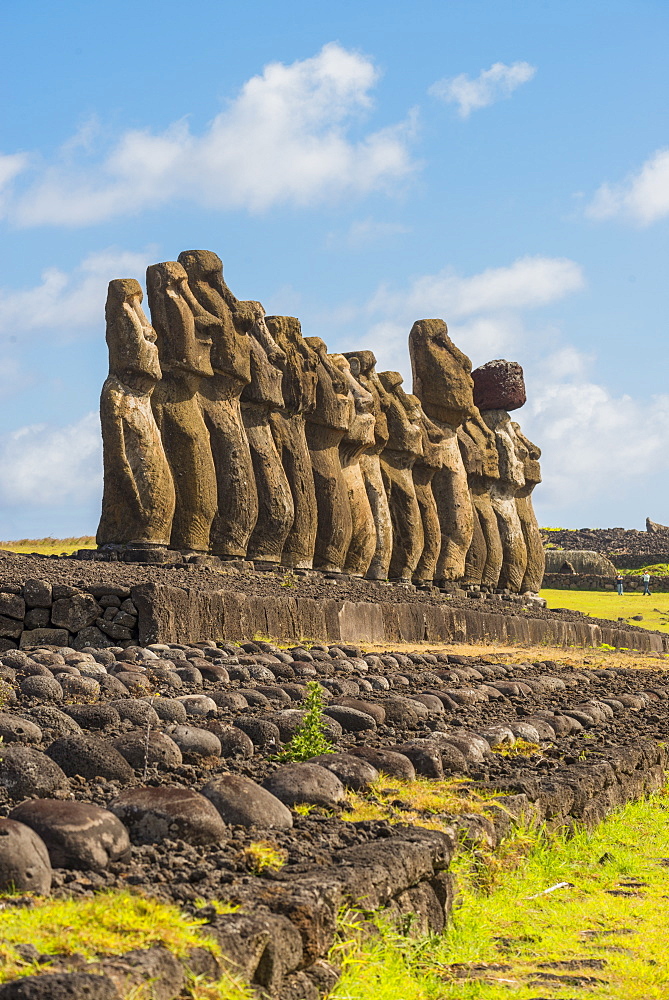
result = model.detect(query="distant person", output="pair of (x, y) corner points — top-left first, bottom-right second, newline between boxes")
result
(616, 574), (624, 596)
(642, 571), (651, 596)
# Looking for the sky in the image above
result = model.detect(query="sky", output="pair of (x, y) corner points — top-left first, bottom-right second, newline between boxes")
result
(1, 0), (668, 538)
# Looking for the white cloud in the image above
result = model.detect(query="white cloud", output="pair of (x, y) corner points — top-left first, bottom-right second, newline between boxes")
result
(8, 44), (416, 227)
(0, 412), (102, 506)
(0, 247), (155, 336)
(371, 255), (584, 319)
(0, 153), (30, 215)
(327, 216), (410, 249)
(429, 61), (536, 118)
(586, 148), (669, 225)
(525, 351), (669, 510)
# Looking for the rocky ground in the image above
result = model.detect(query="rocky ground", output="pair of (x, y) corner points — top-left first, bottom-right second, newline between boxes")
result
(542, 526), (669, 561)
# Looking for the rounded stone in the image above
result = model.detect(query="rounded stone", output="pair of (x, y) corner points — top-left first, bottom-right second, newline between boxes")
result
(109, 699), (160, 727)
(0, 745), (69, 799)
(323, 705), (377, 733)
(394, 741), (444, 778)
(0, 818), (52, 894)
(233, 718), (281, 749)
(9, 799), (130, 871)
(64, 704), (121, 731)
(379, 697), (422, 725)
(150, 698), (188, 725)
(472, 359), (526, 411)
(411, 694), (445, 715)
(113, 671), (152, 696)
(0, 713), (42, 744)
(59, 675), (101, 701)
(98, 674), (132, 699)
(208, 691), (249, 711)
(0, 972), (121, 999)
(348, 747), (416, 780)
(478, 725), (515, 748)
(235, 688), (270, 708)
(205, 722), (254, 759)
(202, 774), (293, 829)
(168, 725), (221, 758)
(177, 694), (218, 717)
(109, 786), (228, 846)
(263, 763), (346, 808)
(328, 697), (386, 725)
(19, 675), (63, 702)
(46, 735), (134, 782)
(308, 753), (379, 791)
(23, 706), (81, 737)
(112, 731), (183, 770)
(508, 722), (542, 743)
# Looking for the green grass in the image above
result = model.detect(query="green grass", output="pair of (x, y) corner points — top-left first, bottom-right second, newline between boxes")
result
(541, 587), (669, 634)
(0, 889), (256, 999)
(0, 536), (95, 555)
(329, 789), (669, 999)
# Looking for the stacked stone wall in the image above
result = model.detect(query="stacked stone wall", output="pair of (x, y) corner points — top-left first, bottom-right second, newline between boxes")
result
(544, 572), (669, 593)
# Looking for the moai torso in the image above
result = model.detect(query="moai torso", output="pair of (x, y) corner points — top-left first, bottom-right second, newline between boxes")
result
(330, 355), (376, 577)
(480, 409), (528, 591)
(304, 337), (354, 572)
(409, 319), (475, 584)
(239, 303), (294, 564)
(511, 422), (545, 594)
(178, 250), (257, 558)
(97, 279), (176, 551)
(378, 372), (424, 583)
(412, 403), (447, 585)
(266, 315), (319, 569)
(148, 261), (218, 554)
(343, 351), (393, 580)
(458, 412), (503, 589)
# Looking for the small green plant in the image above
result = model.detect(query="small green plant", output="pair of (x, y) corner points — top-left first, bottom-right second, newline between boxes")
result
(242, 840), (288, 874)
(280, 570), (298, 589)
(272, 681), (333, 762)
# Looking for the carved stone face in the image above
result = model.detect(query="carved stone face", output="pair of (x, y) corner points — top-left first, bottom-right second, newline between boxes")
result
(265, 315), (319, 416)
(331, 355), (375, 453)
(512, 422), (542, 486)
(146, 261), (214, 377)
(378, 371), (423, 458)
(304, 337), (353, 431)
(409, 318), (475, 427)
(106, 278), (161, 384)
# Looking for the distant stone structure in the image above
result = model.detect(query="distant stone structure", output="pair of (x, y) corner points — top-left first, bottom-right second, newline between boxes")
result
(97, 252), (545, 593)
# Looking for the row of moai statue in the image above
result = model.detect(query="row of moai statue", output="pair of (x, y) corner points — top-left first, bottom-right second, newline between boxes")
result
(97, 251), (545, 594)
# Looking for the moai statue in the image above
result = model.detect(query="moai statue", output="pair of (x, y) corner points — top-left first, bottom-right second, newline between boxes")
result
(330, 355), (377, 577)
(304, 337), (354, 572)
(512, 422), (545, 594)
(412, 403), (447, 586)
(177, 250), (257, 559)
(409, 319), (476, 584)
(265, 315), (319, 569)
(239, 303), (294, 565)
(97, 279), (176, 553)
(473, 360), (529, 592)
(458, 413), (503, 589)
(378, 372), (424, 583)
(343, 351), (393, 580)
(148, 261), (219, 554)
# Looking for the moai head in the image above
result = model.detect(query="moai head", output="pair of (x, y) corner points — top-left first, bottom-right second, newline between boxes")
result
(146, 261), (214, 377)
(265, 315), (319, 416)
(511, 422), (542, 490)
(330, 354), (375, 461)
(458, 413), (500, 480)
(178, 250), (251, 384)
(344, 350), (390, 454)
(304, 337), (353, 431)
(237, 301), (286, 410)
(409, 319), (476, 427)
(378, 371), (424, 458)
(105, 278), (161, 388)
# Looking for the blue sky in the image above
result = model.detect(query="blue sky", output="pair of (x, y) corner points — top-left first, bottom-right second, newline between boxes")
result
(1, 0), (668, 538)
